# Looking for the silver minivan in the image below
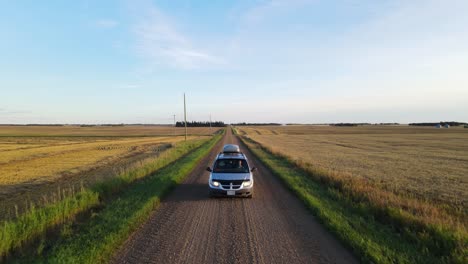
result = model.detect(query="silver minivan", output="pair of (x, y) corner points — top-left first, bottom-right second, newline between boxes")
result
(207, 144), (256, 198)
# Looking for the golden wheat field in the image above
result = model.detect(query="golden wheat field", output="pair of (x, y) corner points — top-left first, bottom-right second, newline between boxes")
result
(0, 136), (186, 185)
(237, 125), (468, 209)
(0, 125), (218, 137)
(0, 125), (218, 218)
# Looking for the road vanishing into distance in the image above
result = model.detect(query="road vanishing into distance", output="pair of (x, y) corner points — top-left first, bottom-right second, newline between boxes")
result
(112, 129), (357, 264)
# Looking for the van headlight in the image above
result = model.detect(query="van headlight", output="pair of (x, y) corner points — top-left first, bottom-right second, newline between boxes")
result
(242, 180), (252, 187)
(211, 181), (220, 187)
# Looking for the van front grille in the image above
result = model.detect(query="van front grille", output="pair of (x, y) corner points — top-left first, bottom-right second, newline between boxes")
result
(215, 179), (244, 189)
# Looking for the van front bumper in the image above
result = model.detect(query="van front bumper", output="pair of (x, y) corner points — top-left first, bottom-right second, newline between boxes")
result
(208, 186), (253, 197)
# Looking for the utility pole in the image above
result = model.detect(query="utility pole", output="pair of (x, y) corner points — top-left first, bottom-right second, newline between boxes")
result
(184, 93), (187, 141)
(209, 114), (212, 134)
(173, 114), (176, 136)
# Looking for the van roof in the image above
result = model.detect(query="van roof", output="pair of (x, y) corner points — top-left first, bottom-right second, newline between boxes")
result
(222, 144), (240, 153)
(217, 152), (246, 160)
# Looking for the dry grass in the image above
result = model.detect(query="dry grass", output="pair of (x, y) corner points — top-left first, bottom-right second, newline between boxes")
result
(240, 124), (467, 135)
(237, 125), (468, 262)
(0, 125), (216, 219)
(0, 125), (219, 185)
(0, 134), (222, 260)
(0, 136), (197, 185)
(239, 125), (468, 209)
(0, 125), (220, 137)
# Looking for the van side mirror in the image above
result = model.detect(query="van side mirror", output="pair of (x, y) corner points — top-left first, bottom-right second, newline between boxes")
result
(206, 167), (212, 172)
(251, 167), (257, 172)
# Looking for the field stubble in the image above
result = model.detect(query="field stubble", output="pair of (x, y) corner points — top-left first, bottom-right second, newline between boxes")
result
(0, 126), (218, 219)
(237, 125), (468, 262)
(239, 125), (468, 209)
(0, 133), (222, 261)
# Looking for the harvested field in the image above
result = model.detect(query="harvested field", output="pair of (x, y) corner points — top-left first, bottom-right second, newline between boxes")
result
(237, 125), (468, 262)
(238, 125), (468, 209)
(0, 125), (217, 219)
(0, 137), (184, 185)
(0, 125), (219, 137)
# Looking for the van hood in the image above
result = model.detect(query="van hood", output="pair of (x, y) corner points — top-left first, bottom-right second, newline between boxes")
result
(211, 172), (251, 181)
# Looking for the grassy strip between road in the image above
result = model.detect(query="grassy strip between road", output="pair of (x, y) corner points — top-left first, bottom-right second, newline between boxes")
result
(238, 134), (467, 264)
(1, 131), (222, 261)
(0, 189), (99, 259)
(14, 131), (222, 263)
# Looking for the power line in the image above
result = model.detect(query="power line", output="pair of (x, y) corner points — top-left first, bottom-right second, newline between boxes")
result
(173, 114), (176, 136)
(184, 93), (187, 141)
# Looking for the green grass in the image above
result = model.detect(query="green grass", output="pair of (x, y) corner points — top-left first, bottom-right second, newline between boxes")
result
(0, 189), (99, 259)
(239, 135), (467, 264)
(10, 131), (222, 263)
(1, 132), (222, 261)
(91, 137), (212, 197)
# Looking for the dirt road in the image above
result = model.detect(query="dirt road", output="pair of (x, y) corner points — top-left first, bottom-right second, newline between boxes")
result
(112, 129), (357, 264)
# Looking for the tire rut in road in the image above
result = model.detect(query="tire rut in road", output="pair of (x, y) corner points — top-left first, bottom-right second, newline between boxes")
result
(112, 129), (357, 264)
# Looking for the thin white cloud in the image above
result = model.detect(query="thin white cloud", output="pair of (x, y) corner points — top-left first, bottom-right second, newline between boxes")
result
(134, 4), (222, 70)
(223, 0), (320, 70)
(79, 0), (466, 124)
(316, 0), (468, 100)
(231, 0), (468, 91)
(95, 19), (119, 29)
(0, 108), (32, 115)
(123, 84), (139, 89)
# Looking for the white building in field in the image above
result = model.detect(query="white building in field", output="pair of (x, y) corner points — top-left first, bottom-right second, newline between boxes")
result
(435, 124), (442, 128)
(444, 124), (450, 128)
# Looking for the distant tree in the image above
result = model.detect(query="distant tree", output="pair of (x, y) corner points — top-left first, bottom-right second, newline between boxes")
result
(231, 122), (282, 126)
(175, 121), (226, 127)
(330, 123), (371, 127)
(25, 124), (64, 126)
(378, 123), (400, 125)
(409, 121), (467, 127)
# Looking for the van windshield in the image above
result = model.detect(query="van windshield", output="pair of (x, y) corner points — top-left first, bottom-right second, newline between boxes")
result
(213, 159), (249, 173)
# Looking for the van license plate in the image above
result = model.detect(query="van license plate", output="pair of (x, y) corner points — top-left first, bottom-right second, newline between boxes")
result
(227, 190), (235, 196)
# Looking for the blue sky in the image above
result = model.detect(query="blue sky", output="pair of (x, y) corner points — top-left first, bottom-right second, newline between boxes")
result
(1, 0), (467, 124)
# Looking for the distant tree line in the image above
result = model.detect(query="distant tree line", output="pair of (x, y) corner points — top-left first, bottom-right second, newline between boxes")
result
(231, 122), (282, 126)
(409, 121), (467, 127)
(376, 123), (400, 125)
(20, 124), (64, 126)
(330, 123), (401, 127)
(175, 121), (225, 127)
(284, 123), (401, 126)
(330, 123), (371, 127)
(80, 124), (125, 127)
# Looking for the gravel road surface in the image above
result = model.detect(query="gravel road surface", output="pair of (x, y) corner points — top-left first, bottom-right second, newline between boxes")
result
(112, 129), (357, 264)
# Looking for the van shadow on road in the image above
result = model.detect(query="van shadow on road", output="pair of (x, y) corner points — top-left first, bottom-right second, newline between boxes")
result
(164, 182), (211, 203)
(164, 181), (251, 203)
